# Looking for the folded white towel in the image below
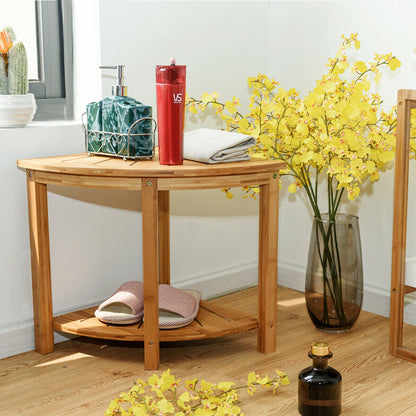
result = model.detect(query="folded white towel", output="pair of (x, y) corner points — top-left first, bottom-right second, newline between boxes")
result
(183, 128), (256, 164)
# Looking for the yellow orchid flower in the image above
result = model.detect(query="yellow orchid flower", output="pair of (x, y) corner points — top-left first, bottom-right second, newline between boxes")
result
(388, 57), (401, 70)
(185, 33), (413, 206)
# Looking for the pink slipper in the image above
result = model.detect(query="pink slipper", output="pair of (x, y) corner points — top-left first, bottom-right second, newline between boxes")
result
(95, 281), (144, 325)
(158, 284), (201, 329)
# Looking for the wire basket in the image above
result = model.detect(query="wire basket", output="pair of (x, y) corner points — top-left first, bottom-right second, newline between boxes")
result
(82, 113), (156, 160)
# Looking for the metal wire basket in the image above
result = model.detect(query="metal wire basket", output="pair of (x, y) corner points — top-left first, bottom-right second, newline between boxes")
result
(82, 113), (156, 160)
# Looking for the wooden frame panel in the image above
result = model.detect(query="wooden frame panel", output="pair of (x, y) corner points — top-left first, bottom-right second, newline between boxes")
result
(158, 172), (271, 190)
(33, 171), (142, 190)
(390, 90), (416, 362)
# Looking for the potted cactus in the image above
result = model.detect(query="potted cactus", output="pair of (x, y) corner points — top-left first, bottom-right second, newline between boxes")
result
(0, 26), (36, 127)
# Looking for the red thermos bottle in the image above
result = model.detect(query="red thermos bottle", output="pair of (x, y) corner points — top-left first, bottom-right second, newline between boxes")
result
(156, 58), (186, 165)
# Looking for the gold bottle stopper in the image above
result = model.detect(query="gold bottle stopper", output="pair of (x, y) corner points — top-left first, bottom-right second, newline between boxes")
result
(311, 342), (330, 356)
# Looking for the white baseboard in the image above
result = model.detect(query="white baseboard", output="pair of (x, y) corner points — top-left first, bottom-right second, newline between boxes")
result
(0, 321), (75, 360)
(0, 320), (35, 359)
(1, 261), (415, 359)
(277, 261), (306, 293)
(173, 262), (259, 299)
(277, 261), (416, 326)
(276, 261), (397, 320)
(0, 298), (103, 360)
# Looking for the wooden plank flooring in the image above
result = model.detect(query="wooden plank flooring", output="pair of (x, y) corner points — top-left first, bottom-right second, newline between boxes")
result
(2, 286), (416, 415)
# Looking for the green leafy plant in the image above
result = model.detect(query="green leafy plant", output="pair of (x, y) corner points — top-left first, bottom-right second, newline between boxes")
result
(105, 369), (289, 415)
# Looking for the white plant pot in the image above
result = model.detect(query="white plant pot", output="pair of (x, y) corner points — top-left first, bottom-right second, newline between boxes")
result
(0, 93), (37, 128)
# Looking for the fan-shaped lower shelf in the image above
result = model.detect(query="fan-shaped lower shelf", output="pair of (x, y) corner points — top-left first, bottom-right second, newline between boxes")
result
(52, 300), (258, 342)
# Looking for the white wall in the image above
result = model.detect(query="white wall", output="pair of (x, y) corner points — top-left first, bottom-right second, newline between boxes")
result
(98, 0), (416, 307)
(2, 0), (416, 358)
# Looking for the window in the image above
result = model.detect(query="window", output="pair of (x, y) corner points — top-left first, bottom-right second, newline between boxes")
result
(1, 0), (73, 120)
(1, 0), (38, 79)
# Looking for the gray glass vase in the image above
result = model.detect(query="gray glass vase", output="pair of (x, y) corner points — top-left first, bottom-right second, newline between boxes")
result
(305, 213), (363, 332)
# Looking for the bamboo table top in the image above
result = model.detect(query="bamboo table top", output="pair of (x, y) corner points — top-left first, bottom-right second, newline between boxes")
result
(17, 153), (284, 178)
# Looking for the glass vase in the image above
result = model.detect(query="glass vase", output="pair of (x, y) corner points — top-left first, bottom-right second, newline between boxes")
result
(305, 213), (363, 332)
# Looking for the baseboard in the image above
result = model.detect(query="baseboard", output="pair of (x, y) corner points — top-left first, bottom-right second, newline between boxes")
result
(277, 261), (306, 293)
(277, 262), (416, 326)
(276, 261), (397, 320)
(0, 320), (36, 360)
(0, 298), (103, 360)
(0, 321), (75, 360)
(173, 262), (259, 299)
(2, 261), (415, 359)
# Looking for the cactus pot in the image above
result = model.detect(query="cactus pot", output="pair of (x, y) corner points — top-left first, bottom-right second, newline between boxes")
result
(0, 93), (36, 127)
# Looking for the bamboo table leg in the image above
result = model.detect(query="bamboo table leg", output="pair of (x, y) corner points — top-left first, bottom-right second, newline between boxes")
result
(257, 172), (279, 353)
(158, 190), (170, 285)
(142, 178), (160, 370)
(26, 170), (54, 354)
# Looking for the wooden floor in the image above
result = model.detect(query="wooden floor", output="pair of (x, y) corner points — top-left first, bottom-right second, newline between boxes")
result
(2, 286), (416, 415)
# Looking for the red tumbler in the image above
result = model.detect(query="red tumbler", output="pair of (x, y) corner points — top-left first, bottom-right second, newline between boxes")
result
(156, 59), (186, 165)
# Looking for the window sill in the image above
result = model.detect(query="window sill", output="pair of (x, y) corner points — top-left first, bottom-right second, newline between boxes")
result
(0, 119), (81, 132)
(25, 119), (82, 129)
(1, 120), (85, 158)
(33, 98), (74, 122)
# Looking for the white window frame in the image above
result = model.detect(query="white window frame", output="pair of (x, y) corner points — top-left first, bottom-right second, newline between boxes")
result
(30, 0), (73, 120)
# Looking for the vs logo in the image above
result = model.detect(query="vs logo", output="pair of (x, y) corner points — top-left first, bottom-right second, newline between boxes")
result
(173, 93), (183, 103)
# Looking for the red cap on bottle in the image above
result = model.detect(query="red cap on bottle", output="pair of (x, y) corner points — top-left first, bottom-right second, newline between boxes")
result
(156, 64), (186, 84)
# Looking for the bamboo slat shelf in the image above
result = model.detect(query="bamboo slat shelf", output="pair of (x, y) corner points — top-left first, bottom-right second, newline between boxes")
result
(390, 90), (416, 362)
(17, 152), (284, 370)
(53, 301), (258, 342)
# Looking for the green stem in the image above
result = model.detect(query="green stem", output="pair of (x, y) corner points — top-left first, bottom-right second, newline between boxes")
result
(354, 60), (389, 84)
(312, 176), (348, 327)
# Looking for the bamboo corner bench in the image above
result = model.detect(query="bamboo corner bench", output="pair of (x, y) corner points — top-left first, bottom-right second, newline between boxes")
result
(17, 153), (285, 370)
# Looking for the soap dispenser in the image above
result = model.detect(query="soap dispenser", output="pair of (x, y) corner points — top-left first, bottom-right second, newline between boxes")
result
(100, 65), (128, 97)
(86, 64), (154, 159)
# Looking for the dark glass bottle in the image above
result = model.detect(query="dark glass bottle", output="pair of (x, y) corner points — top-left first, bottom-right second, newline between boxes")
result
(298, 342), (342, 416)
